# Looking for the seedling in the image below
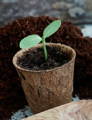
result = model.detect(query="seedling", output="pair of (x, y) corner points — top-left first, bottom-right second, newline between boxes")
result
(19, 20), (61, 60)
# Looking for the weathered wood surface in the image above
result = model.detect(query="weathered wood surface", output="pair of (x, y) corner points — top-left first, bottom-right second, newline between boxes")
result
(23, 100), (92, 120)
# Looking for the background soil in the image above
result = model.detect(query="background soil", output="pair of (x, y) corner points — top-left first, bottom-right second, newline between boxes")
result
(0, 0), (92, 119)
(0, 16), (92, 120)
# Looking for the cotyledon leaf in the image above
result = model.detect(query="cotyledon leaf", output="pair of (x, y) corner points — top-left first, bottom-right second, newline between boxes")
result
(19, 34), (42, 49)
(43, 20), (61, 39)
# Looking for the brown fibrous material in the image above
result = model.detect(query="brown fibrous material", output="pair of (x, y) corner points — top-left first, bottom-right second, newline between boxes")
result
(0, 16), (92, 119)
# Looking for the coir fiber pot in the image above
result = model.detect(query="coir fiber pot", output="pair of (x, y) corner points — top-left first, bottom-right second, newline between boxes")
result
(13, 43), (76, 113)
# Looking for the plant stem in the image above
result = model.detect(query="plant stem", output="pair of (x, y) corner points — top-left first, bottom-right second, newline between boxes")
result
(42, 37), (48, 61)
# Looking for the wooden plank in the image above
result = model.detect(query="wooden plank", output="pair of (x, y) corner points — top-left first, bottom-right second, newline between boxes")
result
(23, 100), (92, 120)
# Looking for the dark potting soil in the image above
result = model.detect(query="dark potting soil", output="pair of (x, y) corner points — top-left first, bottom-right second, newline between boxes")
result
(18, 46), (70, 70)
(0, 16), (92, 119)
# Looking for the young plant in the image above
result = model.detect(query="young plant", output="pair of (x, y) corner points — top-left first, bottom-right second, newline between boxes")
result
(19, 20), (61, 60)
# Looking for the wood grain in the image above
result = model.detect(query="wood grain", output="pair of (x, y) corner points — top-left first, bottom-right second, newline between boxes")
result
(23, 100), (92, 120)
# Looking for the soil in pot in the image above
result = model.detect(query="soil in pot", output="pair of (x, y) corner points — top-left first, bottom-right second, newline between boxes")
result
(18, 46), (70, 70)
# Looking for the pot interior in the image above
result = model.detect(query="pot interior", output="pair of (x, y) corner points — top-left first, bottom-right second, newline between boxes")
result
(13, 43), (76, 71)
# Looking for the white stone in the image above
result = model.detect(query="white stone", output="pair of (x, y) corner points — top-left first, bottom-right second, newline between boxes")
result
(68, 7), (85, 18)
(82, 25), (92, 37)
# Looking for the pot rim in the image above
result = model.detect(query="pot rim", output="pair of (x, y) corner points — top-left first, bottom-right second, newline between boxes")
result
(12, 43), (76, 73)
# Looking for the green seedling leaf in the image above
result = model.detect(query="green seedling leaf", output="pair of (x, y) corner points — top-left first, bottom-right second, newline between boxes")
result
(43, 20), (61, 39)
(19, 20), (62, 61)
(19, 34), (42, 49)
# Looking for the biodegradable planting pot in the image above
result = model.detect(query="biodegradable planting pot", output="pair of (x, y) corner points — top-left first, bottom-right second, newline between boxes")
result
(13, 43), (76, 113)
